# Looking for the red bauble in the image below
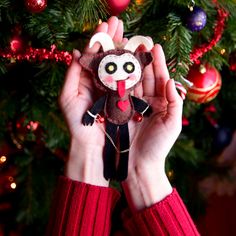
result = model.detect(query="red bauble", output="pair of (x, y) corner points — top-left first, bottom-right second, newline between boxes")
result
(25, 0), (47, 13)
(229, 51), (236, 72)
(107, 0), (130, 15)
(133, 113), (143, 122)
(182, 116), (190, 126)
(10, 37), (23, 53)
(187, 63), (222, 103)
(97, 115), (105, 123)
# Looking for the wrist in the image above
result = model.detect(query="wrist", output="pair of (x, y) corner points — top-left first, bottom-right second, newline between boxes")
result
(123, 164), (172, 212)
(65, 137), (109, 187)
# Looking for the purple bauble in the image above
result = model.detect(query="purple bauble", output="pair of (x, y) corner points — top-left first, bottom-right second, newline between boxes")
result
(185, 6), (207, 32)
(213, 126), (233, 153)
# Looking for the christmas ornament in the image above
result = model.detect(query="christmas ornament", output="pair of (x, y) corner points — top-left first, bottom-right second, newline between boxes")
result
(175, 81), (187, 100)
(185, 6), (207, 32)
(10, 37), (24, 53)
(182, 116), (190, 126)
(25, 0), (47, 13)
(229, 51), (236, 72)
(218, 131), (236, 164)
(190, 7), (229, 63)
(79, 32), (153, 180)
(213, 126), (233, 153)
(7, 117), (43, 149)
(187, 63), (222, 103)
(133, 112), (143, 122)
(107, 0), (130, 16)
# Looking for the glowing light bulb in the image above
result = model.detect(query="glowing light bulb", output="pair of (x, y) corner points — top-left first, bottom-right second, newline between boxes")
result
(136, 0), (144, 5)
(0, 156), (7, 163)
(167, 170), (174, 180)
(220, 48), (226, 55)
(10, 182), (17, 189)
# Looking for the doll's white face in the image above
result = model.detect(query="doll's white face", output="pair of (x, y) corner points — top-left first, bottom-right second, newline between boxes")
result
(98, 53), (142, 91)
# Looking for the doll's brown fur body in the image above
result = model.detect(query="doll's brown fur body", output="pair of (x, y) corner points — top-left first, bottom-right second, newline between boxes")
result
(79, 33), (153, 180)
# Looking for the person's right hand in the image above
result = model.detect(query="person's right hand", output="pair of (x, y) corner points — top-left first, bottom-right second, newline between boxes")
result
(59, 17), (124, 186)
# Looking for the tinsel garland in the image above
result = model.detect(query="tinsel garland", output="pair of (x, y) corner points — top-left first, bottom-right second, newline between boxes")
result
(190, 6), (229, 64)
(0, 45), (72, 65)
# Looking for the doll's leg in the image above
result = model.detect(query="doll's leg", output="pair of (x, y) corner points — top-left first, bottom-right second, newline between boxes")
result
(116, 123), (130, 181)
(104, 121), (117, 180)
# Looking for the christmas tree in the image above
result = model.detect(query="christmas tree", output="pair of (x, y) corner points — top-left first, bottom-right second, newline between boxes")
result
(1, 0), (236, 235)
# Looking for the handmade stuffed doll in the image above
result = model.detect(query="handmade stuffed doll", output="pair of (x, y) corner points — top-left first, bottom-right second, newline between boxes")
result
(79, 32), (153, 181)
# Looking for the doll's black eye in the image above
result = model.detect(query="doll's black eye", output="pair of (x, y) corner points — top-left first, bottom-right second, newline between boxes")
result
(123, 62), (135, 73)
(105, 62), (117, 74)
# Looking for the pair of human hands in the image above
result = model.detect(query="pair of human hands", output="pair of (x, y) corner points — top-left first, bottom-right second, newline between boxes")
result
(59, 16), (183, 211)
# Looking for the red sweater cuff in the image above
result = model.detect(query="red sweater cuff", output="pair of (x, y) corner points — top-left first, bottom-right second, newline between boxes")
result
(46, 176), (120, 236)
(124, 188), (200, 236)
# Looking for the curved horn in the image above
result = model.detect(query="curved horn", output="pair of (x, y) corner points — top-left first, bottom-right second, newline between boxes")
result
(124, 36), (153, 52)
(89, 32), (115, 52)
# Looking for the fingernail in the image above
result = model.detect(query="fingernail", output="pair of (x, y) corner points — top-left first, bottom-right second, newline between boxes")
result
(73, 49), (81, 61)
(170, 79), (176, 89)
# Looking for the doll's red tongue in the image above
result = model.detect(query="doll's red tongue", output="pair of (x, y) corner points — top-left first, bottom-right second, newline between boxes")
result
(117, 80), (125, 98)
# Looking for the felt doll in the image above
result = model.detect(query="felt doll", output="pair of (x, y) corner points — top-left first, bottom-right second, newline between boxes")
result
(79, 32), (153, 181)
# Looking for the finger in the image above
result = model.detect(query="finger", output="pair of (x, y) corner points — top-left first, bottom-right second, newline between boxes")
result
(137, 37), (155, 97)
(133, 83), (143, 98)
(84, 22), (108, 54)
(122, 37), (128, 45)
(142, 63), (155, 97)
(60, 49), (82, 100)
(113, 19), (124, 43)
(146, 36), (154, 45)
(107, 16), (119, 39)
(152, 44), (170, 97)
(165, 79), (183, 121)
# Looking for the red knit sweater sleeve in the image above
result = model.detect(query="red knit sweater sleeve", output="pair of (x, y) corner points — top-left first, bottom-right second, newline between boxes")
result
(46, 176), (120, 236)
(123, 188), (200, 236)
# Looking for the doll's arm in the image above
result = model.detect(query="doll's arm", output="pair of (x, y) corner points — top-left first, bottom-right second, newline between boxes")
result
(131, 96), (152, 116)
(82, 96), (106, 126)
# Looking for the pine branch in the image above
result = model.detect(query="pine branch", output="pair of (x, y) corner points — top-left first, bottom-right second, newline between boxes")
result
(202, 46), (228, 70)
(0, 59), (6, 74)
(122, 0), (153, 36)
(164, 13), (192, 81)
(26, 7), (70, 45)
(224, 16), (236, 51)
(25, 0), (108, 46)
(170, 135), (205, 166)
(75, 0), (108, 28)
(0, 0), (9, 8)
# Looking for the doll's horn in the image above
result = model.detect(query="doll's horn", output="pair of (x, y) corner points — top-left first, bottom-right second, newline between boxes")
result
(124, 36), (153, 52)
(89, 32), (115, 52)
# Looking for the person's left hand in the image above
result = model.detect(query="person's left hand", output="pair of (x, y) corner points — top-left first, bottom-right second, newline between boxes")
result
(122, 43), (183, 211)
